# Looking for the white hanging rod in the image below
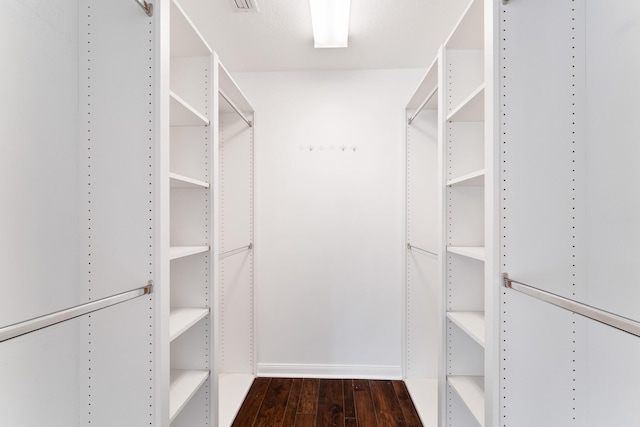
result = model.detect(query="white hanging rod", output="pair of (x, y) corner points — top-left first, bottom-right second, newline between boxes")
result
(219, 243), (253, 260)
(0, 281), (153, 343)
(408, 86), (438, 125)
(407, 243), (438, 257)
(502, 273), (640, 338)
(219, 90), (253, 128)
(134, 0), (153, 16)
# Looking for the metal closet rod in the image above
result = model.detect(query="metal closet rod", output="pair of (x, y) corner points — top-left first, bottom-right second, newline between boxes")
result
(407, 243), (438, 257)
(503, 273), (640, 338)
(134, 0), (153, 16)
(408, 86), (438, 125)
(219, 90), (253, 128)
(0, 282), (153, 343)
(219, 243), (253, 260)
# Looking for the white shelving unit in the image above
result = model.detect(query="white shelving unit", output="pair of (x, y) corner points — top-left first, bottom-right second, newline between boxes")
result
(446, 312), (485, 347)
(216, 58), (256, 427)
(166, 1), (215, 424)
(169, 369), (211, 422)
(162, 3), (256, 425)
(441, 0), (489, 426)
(170, 91), (210, 126)
(219, 374), (257, 427)
(169, 246), (210, 260)
(170, 308), (210, 341)
(170, 172), (210, 189)
(446, 246), (485, 262)
(447, 376), (485, 427)
(446, 169), (485, 187)
(446, 85), (484, 122)
(404, 53), (442, 427)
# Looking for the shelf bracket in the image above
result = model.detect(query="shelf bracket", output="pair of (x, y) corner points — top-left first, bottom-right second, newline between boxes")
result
(135, 0), (154, 17)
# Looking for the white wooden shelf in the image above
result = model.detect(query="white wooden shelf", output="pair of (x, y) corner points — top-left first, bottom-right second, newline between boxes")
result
(447, 84), (484, 122)
(169, 308), (209, 342)
(218, 61), (255, 117)
(219, 374), (255, 427)
(170, 0), (212, 58)
(408, 86), (438, 112)
(444, 0), (484, 50)
(170, 91), (209, 127)
(405, 378), (438, 427)
(170, 172), (210, 189)
(169, 369), (210, 422)
(447, 311), (485, 347)
(169, 246), (209, 260)
(407, 56), (439, 112)
(447, 376), (485, 426)
(447, 246), (485, 261)
(447, 169), (485, 187)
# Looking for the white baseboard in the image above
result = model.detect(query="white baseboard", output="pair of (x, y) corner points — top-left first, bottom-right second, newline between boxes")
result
(256, 363), (402, 379)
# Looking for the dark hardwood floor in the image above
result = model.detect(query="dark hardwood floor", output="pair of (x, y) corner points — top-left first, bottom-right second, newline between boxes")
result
(231, 378), (423, 427)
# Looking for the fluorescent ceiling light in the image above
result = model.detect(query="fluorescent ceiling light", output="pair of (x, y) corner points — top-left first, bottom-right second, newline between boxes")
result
(309, 0), (351, 48)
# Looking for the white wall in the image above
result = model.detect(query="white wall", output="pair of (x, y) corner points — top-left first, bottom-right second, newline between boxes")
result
(234, 69), (422, 378)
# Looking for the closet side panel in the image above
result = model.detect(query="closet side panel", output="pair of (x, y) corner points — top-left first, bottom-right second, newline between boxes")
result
(406, 109), (440, 379)
(499, 0), (587, 425)
(0, 1), (80, 424)
(584, 1), (640, 425)
(219, 112), (254, 373)
(78, 1), (156, 425)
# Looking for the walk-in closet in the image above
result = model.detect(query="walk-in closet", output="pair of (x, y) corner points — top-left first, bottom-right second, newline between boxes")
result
(2, 0), (639, 426)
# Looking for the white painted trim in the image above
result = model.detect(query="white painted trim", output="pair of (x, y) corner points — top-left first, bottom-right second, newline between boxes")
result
(256, 364), (402, 379)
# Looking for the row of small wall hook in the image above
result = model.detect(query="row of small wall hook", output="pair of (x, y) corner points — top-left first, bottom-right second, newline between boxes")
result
(299, 145), (358, 152)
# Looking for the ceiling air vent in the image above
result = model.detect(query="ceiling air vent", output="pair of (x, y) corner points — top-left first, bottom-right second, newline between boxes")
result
(232, 0), (259, 12)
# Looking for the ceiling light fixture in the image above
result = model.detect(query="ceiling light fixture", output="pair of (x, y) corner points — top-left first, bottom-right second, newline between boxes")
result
(309, 0), (351, 48)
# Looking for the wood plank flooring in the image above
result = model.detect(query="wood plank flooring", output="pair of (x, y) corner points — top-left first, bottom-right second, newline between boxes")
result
(231, 378), (423, 427)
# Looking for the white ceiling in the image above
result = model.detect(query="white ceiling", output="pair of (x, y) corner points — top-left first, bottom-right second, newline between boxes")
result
(179, 0), (470, 72)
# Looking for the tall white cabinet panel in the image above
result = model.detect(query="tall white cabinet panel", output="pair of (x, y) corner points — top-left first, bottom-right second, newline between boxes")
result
(498, 1), (584, 425)
(584, 2), (640, 425)
(79, 1), (158, 425)
(1, 10), (80, 423)
(499, 0), (640, 426)
(2, 0), (157, 425)
(1, 0), (80, 324)
(405, 54), (442, 427)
